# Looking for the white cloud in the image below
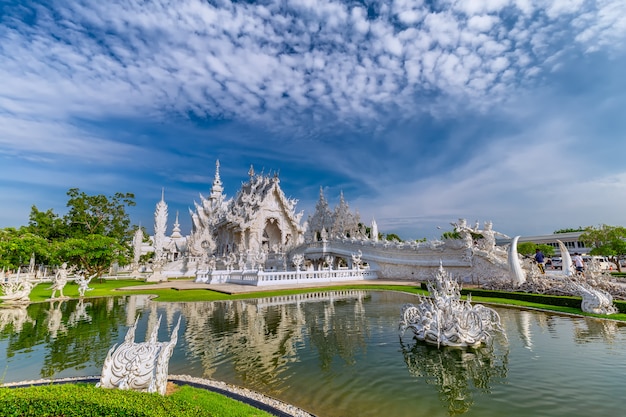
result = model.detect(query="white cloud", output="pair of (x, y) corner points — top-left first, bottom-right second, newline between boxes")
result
(467, 14), (499, 32)
(1, 0), (626, 234)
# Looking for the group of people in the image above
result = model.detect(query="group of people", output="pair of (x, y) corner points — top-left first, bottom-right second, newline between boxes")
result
(534, 249), (585, 275)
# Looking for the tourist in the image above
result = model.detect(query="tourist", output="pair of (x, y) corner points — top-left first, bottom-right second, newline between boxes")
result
(534, 248), (545, 274)
(573, 253), (585, 274)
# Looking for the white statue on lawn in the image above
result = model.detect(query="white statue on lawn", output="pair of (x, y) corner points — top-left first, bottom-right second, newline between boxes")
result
(75, 272), (95, 297)
(49, 262), (70, 299)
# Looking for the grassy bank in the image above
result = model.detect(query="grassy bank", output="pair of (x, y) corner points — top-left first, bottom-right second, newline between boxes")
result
(0, 383), (272, 417)
(7, 279), (626, 321)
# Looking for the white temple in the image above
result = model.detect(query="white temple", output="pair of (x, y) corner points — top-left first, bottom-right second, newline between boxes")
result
(141, 161), (518, 285)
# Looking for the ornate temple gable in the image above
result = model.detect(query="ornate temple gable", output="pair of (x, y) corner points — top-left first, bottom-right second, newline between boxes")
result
(331, 191), (361, 239)
(187, 162), (230, 256)
(307, 187), (334, 241)
(226, 167), (303, 233)
(307, 189), (362, 242)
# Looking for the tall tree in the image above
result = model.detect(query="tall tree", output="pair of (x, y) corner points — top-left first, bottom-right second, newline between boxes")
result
(56, 234), (128, 279)
(579, 224), (626, 272)
(27, 207), (67, 240)
(65, 188), (135, 240)
(0, 228), (51, 270)
(21, 188), (137, 277)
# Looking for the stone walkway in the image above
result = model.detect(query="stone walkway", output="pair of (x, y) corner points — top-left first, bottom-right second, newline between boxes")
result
(118, 278), (423, 295)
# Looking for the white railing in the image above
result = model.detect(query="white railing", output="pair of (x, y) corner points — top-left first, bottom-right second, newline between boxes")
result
(195, 267), (377, 286)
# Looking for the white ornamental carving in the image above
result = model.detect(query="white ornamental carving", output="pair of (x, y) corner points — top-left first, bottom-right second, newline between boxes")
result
(97, 315), (181, 395)
(399, 264), (506, 348)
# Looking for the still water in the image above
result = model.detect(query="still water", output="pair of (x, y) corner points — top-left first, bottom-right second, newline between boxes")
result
(1, 291), (625, 417)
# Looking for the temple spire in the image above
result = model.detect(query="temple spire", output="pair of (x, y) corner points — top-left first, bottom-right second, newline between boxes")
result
(210, 160), (224, 201)
(154, 190), (168, 261)
(171, 211), (182, 239)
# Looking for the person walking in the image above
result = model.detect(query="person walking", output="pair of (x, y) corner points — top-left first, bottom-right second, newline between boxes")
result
(573, 253), (585, 275)
(534, 248), (545, 274)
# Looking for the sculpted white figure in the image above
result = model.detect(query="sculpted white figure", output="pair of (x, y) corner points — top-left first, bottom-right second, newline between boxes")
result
(351, 250), (363, 269)
(291, 253), (304, 271)
(49, 263), (70, 299)
(0, 278), (34, 304)
(475, 221), (509, 256)
(98, 315), (182, 395)
(75, 272), (95, 297)
(568, 281), (617, 315)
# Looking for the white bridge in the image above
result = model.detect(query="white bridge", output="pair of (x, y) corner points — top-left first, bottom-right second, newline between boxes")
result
(196, 266), (377, 286)
(192, 236), (501, 286)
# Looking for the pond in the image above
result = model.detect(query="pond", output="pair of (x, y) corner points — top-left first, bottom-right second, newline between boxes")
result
(1, 291), (625, 417)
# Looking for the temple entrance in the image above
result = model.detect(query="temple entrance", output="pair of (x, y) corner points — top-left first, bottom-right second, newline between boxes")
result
(262, 218), (282, 252)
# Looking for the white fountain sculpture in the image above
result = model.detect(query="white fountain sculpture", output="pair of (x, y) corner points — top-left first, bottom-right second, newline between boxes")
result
(97, 315), (182, 395)
(400, 264), (506, 348)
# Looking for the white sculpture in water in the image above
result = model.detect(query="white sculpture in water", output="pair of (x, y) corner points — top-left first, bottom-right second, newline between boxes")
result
(399, 264), (505, 348)
(97, 315), (182, 395)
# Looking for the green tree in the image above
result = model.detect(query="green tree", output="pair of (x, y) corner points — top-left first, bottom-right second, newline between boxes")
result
(441, 230), (461, 240)
(65, 188), (135, 239)
(0, 228), (52, 270)
(27, 207), (67, 240)
(553, 227), (585, 234)
(384, 233), (402, 242)
(517, 242), (555, 257)
(56, 234), (128, 279)
(579, 225), (626, 272)
(23, 188), (137, 277)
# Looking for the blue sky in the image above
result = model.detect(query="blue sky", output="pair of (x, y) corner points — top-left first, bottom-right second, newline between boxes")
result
(1, 0), (625, 240)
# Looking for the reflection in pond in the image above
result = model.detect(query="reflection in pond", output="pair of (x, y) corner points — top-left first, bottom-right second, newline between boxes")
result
(0, 297), (134, 378)
(400, 339), (508, 415)
(2, 292), (626, 417)
(0, 305), (34, 333)
(170, 290), (370, 394)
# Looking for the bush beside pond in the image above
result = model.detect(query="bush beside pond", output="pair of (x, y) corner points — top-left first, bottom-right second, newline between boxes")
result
(419, 283), (626, 315)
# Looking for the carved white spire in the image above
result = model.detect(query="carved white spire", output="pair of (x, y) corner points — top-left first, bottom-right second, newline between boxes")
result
(209, 160), (224, 201)
(133, 228), (144, 265)
(171, 211), (182, 239)
(371, 218), (379, 242)
(332, 190), (358, 238)
(154, 188), (168, 261)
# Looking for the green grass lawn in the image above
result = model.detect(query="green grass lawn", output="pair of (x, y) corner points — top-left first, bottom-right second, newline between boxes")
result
(0, 382), (273, 417)
(11, 279), (626, 321)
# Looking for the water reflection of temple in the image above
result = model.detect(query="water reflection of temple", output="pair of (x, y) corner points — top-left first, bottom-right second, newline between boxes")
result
(166, 291), (369, 392)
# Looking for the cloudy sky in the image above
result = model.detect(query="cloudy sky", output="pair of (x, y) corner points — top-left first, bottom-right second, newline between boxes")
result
(1, 0), (625, 240)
